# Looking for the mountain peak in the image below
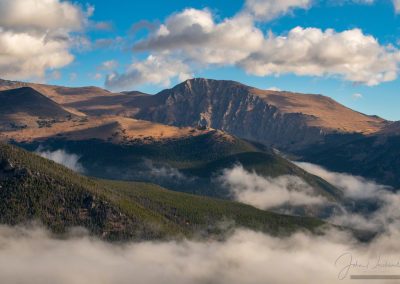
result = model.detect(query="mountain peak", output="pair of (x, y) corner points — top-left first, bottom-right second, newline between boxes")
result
(0, 87), (72, 118)
(172, 78), (251, 95)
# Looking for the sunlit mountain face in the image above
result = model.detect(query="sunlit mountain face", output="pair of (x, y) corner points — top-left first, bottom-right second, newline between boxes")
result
(0, 1), (400, 283)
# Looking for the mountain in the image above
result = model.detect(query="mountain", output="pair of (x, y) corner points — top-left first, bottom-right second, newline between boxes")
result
(0, 78), (135, 116)
(0, 142), (325, 240)
(2, 109), (341, 212)
(14, 123), (342, 208)
(0, 85), (342, 213)
(125, 78), (387, 151)
(2, 78), (387, 152)
(1, 78), (388, 151)
(0, 87), (75, 132)
(0, 78), (110, 105)
(0, 87), (72, 118)
(2, 77), (397, 188)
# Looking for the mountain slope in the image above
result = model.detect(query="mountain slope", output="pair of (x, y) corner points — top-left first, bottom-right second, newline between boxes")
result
(0, 143), (325, 240)
(125, 78), (387, 151)
(0, 87), (342, 211)
(0, 78), (111, 105)
(0, 100), (341, 206)
(2, 78), (388, 193)
(300, 134), (400, 188)
(0, 78), (389, 152)
(0, 115), (214, 144)
(15, 126), (343, 212)
(0, 87), (73, 118)
(0, 87), (76, 132)
(0, 78), (135, 116)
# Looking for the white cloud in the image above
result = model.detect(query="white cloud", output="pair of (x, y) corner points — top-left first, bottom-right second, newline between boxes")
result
(98, 60), (118, 71)
(0, 0), (86, 33)
(0, 0), (91, 80)
(134, 9), (264, 65)
(0, 30), (75, 79)
(117, 5), (400, 89)
(352, 93), (363, 99)
(240, 27), (400, 86)
(36, 149), (85, 173)
(219, 165), (326, 209)
(105, 55), (192, 90)
(243, 0), (312, 21)
(266, 86), (282, 91)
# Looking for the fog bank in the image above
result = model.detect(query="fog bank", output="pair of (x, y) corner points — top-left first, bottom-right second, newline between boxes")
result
(1, 225), (400, 284)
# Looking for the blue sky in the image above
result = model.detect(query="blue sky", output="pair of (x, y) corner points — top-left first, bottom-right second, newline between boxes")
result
(2, 0), (400, 120)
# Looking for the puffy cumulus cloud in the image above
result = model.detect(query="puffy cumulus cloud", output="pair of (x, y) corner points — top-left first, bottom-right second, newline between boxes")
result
(134, 9), (264, 65)
(36, 149), (85, 173)
(105, 8), (264, 89)
(0, 0), (86, 33)
(219, 165), (326, 209)
(243, 0), (312, 21)
(2, 225), (400, 283)
(0, 0), (91, 80)
(0, 30), (75, 79)
(118, 5), (400, 89)
(240, 27), (400, 86)
(105, 55), (192, 90)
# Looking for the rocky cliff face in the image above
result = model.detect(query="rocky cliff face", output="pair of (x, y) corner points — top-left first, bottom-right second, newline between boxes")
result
(135, 79), (338, 150)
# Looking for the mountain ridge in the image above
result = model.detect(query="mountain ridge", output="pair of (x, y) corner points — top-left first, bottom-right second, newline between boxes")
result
(0, 142), (326, 240)
(128, 78), (388, 151)
(1, 77), (398, 187)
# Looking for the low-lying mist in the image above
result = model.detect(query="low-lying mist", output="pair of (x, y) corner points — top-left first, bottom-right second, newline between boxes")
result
(219, 162), (400, 233)
(219, 165), (327, 209)
(36, 148), (85, 173)
(1, 224), (400, 284)
(295, 162), (400, 232)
